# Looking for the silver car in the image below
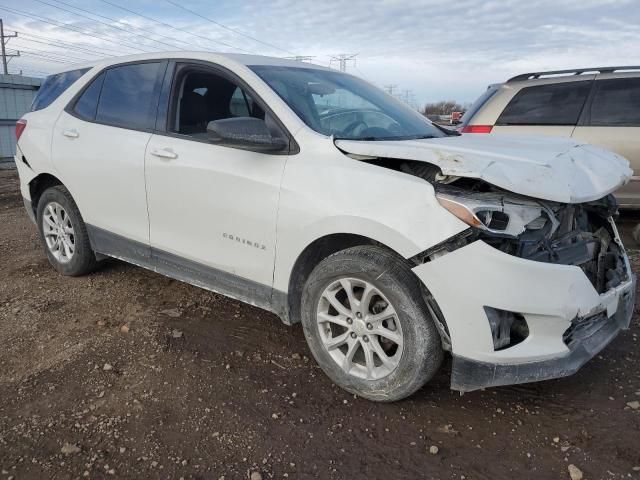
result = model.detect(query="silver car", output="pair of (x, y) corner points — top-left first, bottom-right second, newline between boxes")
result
(460, 66), (640, 208)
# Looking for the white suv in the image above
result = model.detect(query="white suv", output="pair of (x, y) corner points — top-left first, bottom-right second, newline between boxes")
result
(14, 53), (636, 401)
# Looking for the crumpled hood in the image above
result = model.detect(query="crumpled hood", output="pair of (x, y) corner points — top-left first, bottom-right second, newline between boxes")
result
(336, 134), (633, 203)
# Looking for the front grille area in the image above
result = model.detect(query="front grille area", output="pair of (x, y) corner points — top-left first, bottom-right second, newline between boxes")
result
(481, 197), (628, 294)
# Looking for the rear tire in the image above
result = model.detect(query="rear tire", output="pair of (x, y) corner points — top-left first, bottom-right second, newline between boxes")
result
(301, 245), (443, 402)
(36, 185), (97, 276)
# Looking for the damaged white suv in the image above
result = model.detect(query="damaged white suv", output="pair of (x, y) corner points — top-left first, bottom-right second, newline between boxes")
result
(15, 53), (636, 401)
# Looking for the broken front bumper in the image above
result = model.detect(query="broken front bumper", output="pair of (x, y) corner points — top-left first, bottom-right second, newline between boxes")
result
(412, 240), (636, 392)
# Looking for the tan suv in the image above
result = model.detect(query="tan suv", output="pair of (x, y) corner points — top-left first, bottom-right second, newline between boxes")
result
(460, 67), (640, 208)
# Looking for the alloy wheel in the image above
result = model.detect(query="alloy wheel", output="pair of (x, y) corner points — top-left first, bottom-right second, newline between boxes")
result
(42, 201), (75, 263)
(316, 277), (403, 380)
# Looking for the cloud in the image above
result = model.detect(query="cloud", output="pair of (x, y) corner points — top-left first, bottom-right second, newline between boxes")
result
(4, 0), (639, 103)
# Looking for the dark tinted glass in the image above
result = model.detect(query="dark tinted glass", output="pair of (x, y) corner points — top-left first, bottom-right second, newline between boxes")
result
(589, 78), (640, 126)
(497, 81), (591, 126)
(31, 68), (90, 111)
(96, 62), (163, 130)
(73, 72), (105, 121)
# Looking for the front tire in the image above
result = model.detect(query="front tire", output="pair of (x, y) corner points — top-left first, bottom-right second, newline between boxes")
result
(36, 185), (97, 276)
(301, 245), (443, 402)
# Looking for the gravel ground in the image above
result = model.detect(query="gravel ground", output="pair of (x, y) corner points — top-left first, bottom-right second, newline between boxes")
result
(0, 169), (639, 480)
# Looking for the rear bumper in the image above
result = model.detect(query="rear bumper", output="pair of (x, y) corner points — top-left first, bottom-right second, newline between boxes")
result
(450, 274), (635, 391)
(412, 239), (636, 392)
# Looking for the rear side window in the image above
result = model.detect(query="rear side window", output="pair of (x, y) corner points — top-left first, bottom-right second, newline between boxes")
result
(95, 62), (164, 131)
(460, 85), (498, 126)
(589, 78), (640, 126)
(497, 81), (591, 126)
(73, 72), (105, 121)
(31, 68), (90, 111)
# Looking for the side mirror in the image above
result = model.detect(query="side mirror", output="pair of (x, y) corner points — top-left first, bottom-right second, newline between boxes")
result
(207, 117), (288, 153)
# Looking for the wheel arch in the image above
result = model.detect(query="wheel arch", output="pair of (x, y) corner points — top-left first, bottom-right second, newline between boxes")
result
(282, 232), (453, 352)
(285, 233), (407, 326)
(28, 173), (65, 216)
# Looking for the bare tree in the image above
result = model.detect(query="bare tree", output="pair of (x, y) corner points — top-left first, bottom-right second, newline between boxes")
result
(422, 100), (465, 116)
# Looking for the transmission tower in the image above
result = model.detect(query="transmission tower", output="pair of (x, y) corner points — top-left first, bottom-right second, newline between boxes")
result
(384, 84), (398, 96)
(284, 56), (315, 63)
(400, 89), (417, 108)
(329, 53), (358, 72)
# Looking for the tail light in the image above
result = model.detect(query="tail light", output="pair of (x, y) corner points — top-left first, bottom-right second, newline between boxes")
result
(461, 124), (493, 134)
(15, 119), (27, 141)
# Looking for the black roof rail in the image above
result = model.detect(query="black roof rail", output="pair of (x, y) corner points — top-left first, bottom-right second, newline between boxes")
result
(507, 66), (640, 83)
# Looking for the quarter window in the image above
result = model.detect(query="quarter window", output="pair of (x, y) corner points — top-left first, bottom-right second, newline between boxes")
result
(95, 62), (164, 130)
(589, 78), (640, 126)
(229, 86), (254, 117)
(72, 72), (105, 121)
(31, 68), (90, 111)
(497, 81), (592, 126)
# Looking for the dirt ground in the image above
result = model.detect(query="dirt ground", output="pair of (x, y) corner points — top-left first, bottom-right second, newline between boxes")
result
(0, 169), (639, 480)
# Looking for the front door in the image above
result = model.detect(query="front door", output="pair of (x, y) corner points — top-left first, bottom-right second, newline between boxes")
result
(145, 64), (289, 291)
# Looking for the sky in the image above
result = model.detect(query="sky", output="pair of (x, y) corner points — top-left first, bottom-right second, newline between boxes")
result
(1, 0), (639, 107)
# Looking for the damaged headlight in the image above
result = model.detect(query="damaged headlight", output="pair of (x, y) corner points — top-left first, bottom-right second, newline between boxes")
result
(435, 189), (550, 237)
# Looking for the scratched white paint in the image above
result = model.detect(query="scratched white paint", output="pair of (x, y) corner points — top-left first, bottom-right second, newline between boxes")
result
(337, 133), (633, 203)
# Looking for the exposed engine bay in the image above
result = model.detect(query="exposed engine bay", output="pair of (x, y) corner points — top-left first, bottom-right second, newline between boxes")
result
(380, 159), (629, 294)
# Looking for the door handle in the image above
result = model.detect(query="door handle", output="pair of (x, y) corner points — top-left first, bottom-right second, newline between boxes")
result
(62, 129), (79, 138)
(150, 147), (178, 160)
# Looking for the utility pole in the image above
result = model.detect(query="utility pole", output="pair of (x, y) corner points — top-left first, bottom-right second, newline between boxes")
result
(330, 53), (358, 72)
(0, 19), (19, 75)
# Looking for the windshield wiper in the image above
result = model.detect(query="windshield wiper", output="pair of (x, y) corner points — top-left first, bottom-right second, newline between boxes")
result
(333, 136), (379, 141)
(413, 134), (437, 140)
(431, 123), (461, 136)
(334, 135), (436, 142)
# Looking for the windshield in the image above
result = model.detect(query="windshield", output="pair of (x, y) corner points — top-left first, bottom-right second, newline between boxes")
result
(250, 65), (444, 141)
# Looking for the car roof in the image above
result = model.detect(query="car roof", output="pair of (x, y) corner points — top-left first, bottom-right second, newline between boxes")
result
(50, 51), (331, 75)
(506, 66), (640, 84)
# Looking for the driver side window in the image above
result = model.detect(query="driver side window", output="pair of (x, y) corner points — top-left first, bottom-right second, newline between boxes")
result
(172, 69), (265, 139)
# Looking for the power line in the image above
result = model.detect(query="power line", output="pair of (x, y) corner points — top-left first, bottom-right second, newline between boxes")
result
(12, 32), (115, 58)
(51, 0), (205, 52)
(32, 0), (181, 52)
(7, 46), (78, 63)
(99, 0), (255, 54)
(163, 0), (296, 55)
(0, 5), (148, 54)
(352, 64), (374, 82)
(10, 45), (92, 63)
(11, 28), (124, 56)
(9, 50), (73, 65)
(13, 68), (50, 77)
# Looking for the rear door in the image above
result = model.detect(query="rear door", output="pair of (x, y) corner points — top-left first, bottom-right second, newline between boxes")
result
(491, 78), (594, 138)
(571, 75), (640, 207)
(52, 61), (166, 245)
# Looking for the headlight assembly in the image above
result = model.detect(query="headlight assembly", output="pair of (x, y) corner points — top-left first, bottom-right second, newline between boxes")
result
(435, 190), (548, 237)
